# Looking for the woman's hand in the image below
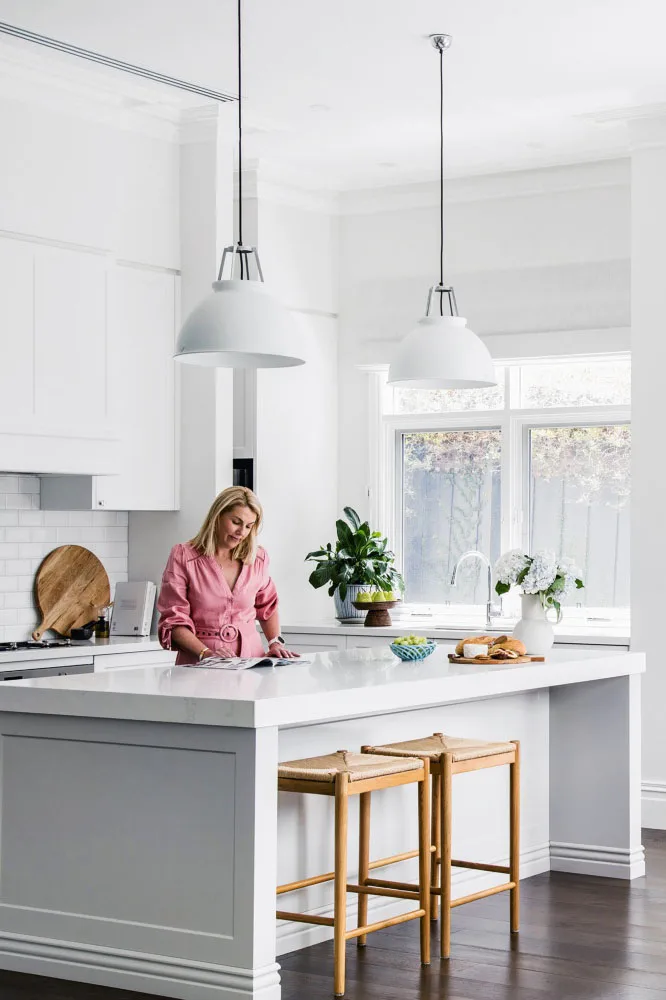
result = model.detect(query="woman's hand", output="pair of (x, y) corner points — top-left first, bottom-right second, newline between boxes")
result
(200, 645), (234, 660)
(268, 642), (300, 659)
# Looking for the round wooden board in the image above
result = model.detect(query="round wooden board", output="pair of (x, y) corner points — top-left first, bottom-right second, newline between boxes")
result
(33, 545), (111, 640)
(448, 654), (544, 664)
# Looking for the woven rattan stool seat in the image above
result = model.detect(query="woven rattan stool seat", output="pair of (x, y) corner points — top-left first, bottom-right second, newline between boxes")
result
(278, 749), (423, 783)
(364, 733), (515, 763)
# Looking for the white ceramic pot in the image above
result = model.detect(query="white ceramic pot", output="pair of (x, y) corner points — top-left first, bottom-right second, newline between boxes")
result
(512, 594), (560, 655)
(333, 584), (367, 621)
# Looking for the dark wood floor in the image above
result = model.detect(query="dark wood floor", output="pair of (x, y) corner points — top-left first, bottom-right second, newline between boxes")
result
(2, 830), (665, 1000)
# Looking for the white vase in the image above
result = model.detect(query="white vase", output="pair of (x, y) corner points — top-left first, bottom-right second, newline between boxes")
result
(512, 594), (558, 655)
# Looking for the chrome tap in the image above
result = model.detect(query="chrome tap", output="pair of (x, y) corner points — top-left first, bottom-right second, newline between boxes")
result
(450, 550), (501, 627)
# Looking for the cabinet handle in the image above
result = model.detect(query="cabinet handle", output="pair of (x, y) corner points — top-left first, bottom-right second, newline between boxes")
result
(98, 500), (105, 507)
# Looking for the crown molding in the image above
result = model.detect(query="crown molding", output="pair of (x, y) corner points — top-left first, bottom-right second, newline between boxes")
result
(581, 102), (666, 152)
(340, 158), (630, 215)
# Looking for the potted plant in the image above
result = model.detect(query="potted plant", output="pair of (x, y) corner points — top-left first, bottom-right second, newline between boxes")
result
(305, 507), (404, 620)
(494, 549), (584, 654)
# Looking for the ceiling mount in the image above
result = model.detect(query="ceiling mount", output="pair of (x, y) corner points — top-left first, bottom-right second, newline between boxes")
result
(429, 34), (452, 53)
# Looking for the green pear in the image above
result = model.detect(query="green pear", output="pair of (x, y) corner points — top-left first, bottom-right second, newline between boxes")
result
(356, 592), (372, 603)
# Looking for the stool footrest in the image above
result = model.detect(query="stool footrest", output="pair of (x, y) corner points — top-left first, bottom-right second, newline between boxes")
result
(277, 910), (335, 927)
(451, 859), (511, 874)
(366, 876), (420, 892)
(277, 870), (335, 895)
(367, 845), (435, 872)
(450, 881), (516, 908)
(345, 908), (426, 940)
(348, 882), (420, 901)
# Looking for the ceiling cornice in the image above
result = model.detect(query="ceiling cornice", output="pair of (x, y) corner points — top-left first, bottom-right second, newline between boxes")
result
(340, 158), (631, 215)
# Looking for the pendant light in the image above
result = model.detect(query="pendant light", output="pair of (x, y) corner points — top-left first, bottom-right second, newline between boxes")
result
(175, 0), (306, 368)
(388, 34), (495, 389)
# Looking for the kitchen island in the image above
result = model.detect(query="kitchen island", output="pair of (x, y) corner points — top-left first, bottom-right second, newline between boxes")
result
(0, 645), (644, 1000)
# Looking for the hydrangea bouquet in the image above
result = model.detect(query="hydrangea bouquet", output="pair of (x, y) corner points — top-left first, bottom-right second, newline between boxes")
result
(494, 549), (584, 618)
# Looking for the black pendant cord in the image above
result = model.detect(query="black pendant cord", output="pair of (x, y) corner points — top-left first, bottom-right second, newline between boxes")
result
(439, 42), (445, 316)
(237, 0), (244, 276)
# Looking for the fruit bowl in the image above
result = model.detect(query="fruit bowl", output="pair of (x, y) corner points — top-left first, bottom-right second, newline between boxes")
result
(352, 599), (401, 627)
(390, 639), (437, 661)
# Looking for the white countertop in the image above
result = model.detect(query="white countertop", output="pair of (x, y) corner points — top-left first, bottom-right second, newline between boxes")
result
(281, 620), (630, 646)
(0, 635), (164, 666)
(0, 645), (644, 729)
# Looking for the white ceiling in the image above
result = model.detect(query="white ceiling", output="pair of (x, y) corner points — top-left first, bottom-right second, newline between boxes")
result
(0, 0), (665, 189)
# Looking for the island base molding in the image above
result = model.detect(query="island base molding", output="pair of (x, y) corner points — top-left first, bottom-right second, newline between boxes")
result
(0, 934), (281, 1000)
(550, 842), (646, 879)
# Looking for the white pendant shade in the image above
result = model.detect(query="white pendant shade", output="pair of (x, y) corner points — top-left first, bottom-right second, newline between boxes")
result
(388, 315), (495, 389)
(175, 279), (306, 368)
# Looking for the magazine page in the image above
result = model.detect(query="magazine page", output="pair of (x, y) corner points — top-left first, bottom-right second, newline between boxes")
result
(198, 656), (310, 670)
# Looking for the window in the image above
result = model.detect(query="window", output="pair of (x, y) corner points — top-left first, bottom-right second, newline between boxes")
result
(378, 356), (631, 622)
(401, 429), (501, 604)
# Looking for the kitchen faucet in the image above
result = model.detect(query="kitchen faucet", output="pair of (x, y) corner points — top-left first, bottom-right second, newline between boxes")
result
(450, 550), (502, 627)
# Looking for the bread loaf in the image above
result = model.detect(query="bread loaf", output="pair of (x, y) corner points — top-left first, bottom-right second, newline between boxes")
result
(490, 637), (527, 657)
(454, 635), (495, 657)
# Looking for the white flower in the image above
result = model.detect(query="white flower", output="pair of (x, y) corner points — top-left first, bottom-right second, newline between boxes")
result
(556, 557), (583, 598)
(521, 550), (558, 595)
(494, 549), (529, 586)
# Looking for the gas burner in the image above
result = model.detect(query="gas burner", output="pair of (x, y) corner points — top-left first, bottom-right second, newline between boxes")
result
(0, 639), (73, 653)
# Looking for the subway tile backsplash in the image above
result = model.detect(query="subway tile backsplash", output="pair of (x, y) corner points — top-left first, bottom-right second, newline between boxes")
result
(0, 475), (128, 642)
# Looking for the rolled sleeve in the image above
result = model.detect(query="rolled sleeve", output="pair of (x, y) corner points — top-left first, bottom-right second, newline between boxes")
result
(157, 544), (195, 650)
(254, 550), (279, 622)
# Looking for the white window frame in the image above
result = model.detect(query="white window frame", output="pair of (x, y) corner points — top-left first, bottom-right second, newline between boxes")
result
(367, 357), (631, 621)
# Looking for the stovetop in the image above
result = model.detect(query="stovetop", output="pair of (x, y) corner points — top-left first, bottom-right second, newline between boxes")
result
(0, 639), (73, 653)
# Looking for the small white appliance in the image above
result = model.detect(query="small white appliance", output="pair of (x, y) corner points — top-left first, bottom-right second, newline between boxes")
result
(111, 582), (156, 637)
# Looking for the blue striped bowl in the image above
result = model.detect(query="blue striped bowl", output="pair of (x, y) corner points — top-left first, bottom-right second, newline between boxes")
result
(390, 640), (437, 661)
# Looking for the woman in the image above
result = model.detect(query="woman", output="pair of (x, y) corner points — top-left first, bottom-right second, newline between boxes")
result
(158, 486), (299, 665)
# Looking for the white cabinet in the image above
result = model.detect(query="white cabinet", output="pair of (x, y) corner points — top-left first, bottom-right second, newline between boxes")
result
(94, 650), (175, 671)
(0, 238), (120, 475)
(38, 262), (180, 511)
(96, 265), (179, 510)
(283, 633), (347, 655)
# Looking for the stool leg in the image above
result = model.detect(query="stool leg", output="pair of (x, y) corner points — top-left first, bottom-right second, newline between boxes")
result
(357, 791), (370, 947)
(510, 740), (520, 934)
(440, 752), (453, 959)
(430, 771), (441, 921)
(418, 759), (431, 966)
(334, 772), (349, 996)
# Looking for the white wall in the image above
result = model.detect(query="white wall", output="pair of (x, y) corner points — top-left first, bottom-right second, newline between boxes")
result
(0, 475), (127, 642)
(0, 95), (179, 268)
(253, 191), (339, 622)
(631, 139), (666, 830)
(337, 159), (631, 519)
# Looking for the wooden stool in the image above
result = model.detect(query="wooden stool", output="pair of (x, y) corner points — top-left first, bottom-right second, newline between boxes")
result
(277, 749), (431, 996)
(362, 734), (520, 959)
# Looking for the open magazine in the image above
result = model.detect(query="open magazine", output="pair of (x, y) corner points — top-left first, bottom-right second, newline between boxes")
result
(197, 655), (310, 670)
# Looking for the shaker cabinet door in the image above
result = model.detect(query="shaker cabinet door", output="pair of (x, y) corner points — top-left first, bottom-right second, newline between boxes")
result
(33, 245), (109, 427)
(94, 265), (179, 511)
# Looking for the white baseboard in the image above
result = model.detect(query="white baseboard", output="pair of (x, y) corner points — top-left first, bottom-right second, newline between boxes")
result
(642, 781), (666, 830)
(550, 841), (645, 879)
(277, 842), (550, 956)
(0, 932), (280, 1000)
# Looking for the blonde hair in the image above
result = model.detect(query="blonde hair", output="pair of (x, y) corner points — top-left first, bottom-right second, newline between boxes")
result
(190, 487), (263, 563)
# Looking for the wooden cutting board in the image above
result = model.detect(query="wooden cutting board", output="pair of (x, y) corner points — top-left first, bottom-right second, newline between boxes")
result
(448, 654), (545, 664)
(33, 545), (110, 640)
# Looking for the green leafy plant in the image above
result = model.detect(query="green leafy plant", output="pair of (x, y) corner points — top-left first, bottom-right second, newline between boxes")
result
(305, 507), (404, 601)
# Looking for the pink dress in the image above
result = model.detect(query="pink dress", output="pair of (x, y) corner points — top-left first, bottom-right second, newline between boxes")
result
(157, 543), (279, 665)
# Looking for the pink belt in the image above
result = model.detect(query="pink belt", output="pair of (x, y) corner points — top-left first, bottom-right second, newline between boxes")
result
(197, 625), (239, 642)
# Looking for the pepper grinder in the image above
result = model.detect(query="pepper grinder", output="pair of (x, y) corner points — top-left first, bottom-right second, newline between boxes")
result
(95, 605), (111, 640)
